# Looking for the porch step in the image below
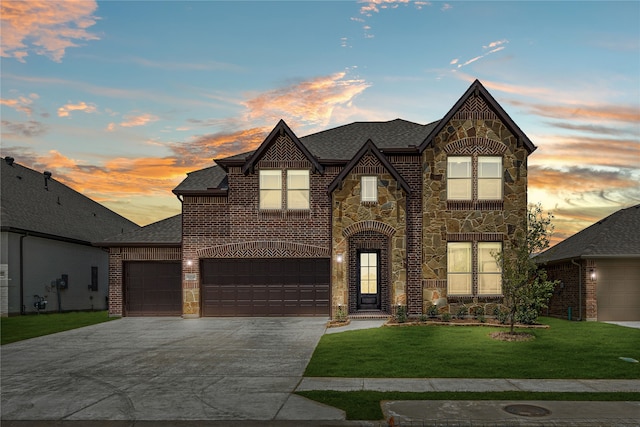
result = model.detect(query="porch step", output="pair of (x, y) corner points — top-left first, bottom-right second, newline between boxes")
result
(349, 310), (390, 319)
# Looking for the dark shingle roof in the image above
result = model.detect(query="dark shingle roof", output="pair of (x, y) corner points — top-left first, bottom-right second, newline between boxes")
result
(300, 119), (437, 160)
(174, 119), (437, 193)
(541, 204), (640, 262)
(172, 165), (228, 193)
(98, 214), (182, 246)
(1, 157), (139, 243)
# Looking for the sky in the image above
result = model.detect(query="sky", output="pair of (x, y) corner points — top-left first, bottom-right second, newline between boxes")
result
(1, 0), (639, 246)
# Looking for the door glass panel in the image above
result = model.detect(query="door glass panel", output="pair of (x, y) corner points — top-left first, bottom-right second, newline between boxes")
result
(360, 252), (378, 294)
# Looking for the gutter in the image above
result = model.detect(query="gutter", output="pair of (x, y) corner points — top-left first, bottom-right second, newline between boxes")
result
(570, 258), (583, 321)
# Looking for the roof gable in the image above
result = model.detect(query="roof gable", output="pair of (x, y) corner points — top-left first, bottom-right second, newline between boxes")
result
(242, 120), (324, 174)
(328, 139), (411, 195)
(98, 214), (182, 247)
(419, 79), (536, 154)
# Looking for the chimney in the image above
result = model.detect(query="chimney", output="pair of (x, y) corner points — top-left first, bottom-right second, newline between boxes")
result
(44, 171), (52, 190)
(5, 156), (14, 166)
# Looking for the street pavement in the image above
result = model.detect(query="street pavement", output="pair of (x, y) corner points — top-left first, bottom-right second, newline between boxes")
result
(1, 317), (639, 426)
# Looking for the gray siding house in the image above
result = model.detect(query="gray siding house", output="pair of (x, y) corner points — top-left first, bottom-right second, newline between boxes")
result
(1, 157), (139, 316)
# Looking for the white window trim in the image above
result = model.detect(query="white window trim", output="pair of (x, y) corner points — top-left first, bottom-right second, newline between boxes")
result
(286, 169), (310, 210)
(361, 176), (378, 203)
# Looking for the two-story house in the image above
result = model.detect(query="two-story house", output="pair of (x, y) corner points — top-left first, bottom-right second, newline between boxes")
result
(102, 80), (536, 318)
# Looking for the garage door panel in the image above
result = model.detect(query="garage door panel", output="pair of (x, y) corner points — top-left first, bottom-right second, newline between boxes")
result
(201, 258), (329, 317)
(597, 259), (640, 321)
(125, 262), (182, 316)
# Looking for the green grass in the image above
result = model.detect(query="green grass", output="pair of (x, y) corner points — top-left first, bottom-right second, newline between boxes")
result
(1, 311), (117, 345)
(296, 391), (640, 420)
(305, 317), (640, 379)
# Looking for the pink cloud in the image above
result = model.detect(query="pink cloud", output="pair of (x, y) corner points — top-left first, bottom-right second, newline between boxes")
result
(120, 113), (159, 128)
(0, 0), (99, 62)
(57, 101), (97, 117)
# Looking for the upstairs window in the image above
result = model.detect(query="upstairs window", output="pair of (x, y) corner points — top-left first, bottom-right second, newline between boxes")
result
(447, 156), (503, 201)
(361, 176), (378, 202)
(259, 170), (282, 209)
(447, 157), (472, 200)
(287, 170), (310, 209)
(478, 157), (502, 200)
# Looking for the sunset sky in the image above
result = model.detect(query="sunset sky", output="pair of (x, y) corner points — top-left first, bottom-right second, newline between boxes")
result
(1, 0), (639, 245)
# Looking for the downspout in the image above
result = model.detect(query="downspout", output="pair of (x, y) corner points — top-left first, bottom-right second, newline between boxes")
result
(570, 258), (583, 321)
(19, 233), (28, 315)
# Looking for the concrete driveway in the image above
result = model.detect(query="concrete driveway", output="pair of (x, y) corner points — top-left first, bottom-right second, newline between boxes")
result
(1, 317), (342, 422)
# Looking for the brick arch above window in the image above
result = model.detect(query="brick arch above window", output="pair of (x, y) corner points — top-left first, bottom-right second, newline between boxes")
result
(443, 137), (507, 155)
(342, 220), (397, 238)
(197, 240), (330, 258)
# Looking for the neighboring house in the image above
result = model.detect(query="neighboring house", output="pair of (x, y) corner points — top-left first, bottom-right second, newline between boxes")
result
(0, 157), (139, 316)
(540, 204), (640, 322)
(102, 80), (537, 318)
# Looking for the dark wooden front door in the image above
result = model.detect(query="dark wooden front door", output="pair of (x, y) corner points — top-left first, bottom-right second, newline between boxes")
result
(358, 251), (380, 310)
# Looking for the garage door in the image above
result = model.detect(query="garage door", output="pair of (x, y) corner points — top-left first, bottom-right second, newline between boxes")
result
(597, 259), (640, 321)
(125, 262), (182, 316)
(201, 258), (329, 317)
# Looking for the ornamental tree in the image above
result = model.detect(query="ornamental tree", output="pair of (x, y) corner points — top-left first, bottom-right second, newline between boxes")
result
(495, 204), (558, 334)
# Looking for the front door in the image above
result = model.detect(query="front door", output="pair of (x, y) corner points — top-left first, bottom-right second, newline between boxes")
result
(358, 250), (380, 310)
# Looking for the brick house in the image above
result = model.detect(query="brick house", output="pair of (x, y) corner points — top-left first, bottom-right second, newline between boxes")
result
(102, 80), (536, 318)
(540, 204), (640, 322)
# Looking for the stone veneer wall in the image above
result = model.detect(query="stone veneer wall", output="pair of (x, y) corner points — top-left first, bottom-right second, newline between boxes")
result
(421, 94), (529, 311)
(331, 153), (408, 316)
(180, 135), (336, 317)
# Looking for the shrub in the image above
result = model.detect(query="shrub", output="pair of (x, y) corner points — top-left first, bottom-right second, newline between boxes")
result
(395, 305), (407, 323)
(456, 304), (468, 319)
(441, 312), (452, 322)
(427, 304), (439, 317)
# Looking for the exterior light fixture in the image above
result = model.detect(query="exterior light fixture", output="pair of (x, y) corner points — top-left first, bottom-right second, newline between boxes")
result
(186, 259), (193, 267)
(589, 267), (596, 281)
(336, 253), (343, 263)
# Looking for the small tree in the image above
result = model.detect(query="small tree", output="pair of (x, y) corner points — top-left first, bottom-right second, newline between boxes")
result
(495, 204), (558, 334)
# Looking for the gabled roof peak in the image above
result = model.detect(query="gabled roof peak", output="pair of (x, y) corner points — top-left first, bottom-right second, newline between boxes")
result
(241, 120), (324, 175)
(327, 138), (411, 196)
(419, 79), (536, 153)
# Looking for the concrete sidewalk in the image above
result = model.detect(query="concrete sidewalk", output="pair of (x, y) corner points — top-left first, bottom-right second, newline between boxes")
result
(297, 377), (640, 393)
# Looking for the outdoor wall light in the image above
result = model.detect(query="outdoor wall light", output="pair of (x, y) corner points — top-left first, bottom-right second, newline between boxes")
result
(336, 253), (343, 263)
(589, 267), (596, 281)
(186, 259), (193, 267)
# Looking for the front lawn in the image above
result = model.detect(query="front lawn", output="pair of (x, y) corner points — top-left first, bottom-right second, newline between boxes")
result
(305, 317), (640, 379)
(1, 311), (117, 345)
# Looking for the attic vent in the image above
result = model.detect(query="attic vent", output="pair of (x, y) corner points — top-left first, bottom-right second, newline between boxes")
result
(5, 156), (15, 166)
(44, 171), (52, 190)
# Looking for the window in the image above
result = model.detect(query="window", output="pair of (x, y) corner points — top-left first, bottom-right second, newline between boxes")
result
(361, 176), (378, 202)
(259, 170), (282, 209)
(447, 156), (502, 201)
(447, 242), (502, 296)
(447, 243), (472, 295)
(478, 242), (502, 294)
(287, 170), (310, 209)
(447, 157), (472, 200)
(90, 266), (98, 292)
(478, 157), (502, 200)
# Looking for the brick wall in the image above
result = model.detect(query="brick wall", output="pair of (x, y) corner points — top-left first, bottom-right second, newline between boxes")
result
(545, 259), (596, 321)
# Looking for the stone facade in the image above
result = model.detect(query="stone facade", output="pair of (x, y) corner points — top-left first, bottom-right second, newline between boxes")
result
(421, 94), (529, 311)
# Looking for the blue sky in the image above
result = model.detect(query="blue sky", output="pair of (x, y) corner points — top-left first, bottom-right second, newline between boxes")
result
(1, 0), (639, 244)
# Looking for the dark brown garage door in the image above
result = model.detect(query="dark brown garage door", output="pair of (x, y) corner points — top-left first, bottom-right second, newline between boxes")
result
(125, 262), (182, 316)
(201, 258), (329, 317)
